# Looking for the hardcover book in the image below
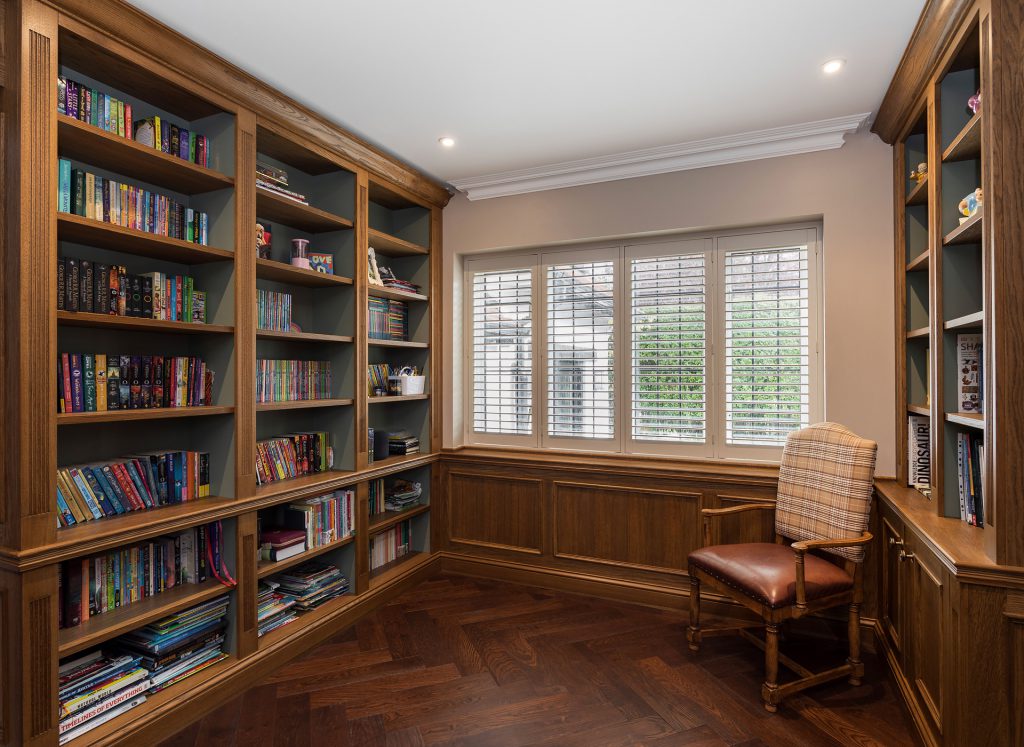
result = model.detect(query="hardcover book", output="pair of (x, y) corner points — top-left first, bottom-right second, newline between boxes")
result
(957, 333), (982, 413)
(907, 415), (930, 489)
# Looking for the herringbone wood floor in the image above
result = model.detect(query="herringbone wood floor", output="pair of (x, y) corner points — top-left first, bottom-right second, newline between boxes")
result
(159, 574), (917, 747)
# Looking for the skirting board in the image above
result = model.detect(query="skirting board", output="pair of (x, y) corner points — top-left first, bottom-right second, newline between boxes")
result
(88, 553), (442, 747)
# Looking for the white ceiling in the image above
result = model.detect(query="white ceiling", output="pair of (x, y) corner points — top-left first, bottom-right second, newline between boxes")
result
(126, 0), (923, 187)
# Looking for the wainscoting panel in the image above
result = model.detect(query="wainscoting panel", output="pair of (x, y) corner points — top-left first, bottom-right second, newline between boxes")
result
(446, 470), (544, 555)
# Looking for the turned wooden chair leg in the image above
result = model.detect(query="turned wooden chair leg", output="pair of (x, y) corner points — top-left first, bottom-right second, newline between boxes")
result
(847, 602), (864, 686)
(762, 623), (780, 712)
(687, 576), (701, 652)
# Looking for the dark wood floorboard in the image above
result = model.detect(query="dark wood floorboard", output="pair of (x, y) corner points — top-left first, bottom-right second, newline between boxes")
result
(158, 574), (918, 746)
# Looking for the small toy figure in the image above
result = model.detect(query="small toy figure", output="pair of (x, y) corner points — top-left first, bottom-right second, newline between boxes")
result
(910, 162), (928, 184)
(958, 187), (983, 223)
(968, 90), (981, 115)
(256, 223), (272, 259)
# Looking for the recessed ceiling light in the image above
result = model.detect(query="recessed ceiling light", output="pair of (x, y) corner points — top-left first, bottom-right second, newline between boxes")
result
(822, 59), (845, 75)
(439, 136), (456, 148)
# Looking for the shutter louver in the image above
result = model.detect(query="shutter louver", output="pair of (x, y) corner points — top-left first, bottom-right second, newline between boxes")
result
(471, 269), (533, 435)
(630, 253), (707, 442)
(724, 245), (811, 445)
(546, 260), (615, 439)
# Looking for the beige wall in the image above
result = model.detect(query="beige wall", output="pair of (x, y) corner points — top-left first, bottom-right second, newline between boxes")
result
(442, 131), (897, 475)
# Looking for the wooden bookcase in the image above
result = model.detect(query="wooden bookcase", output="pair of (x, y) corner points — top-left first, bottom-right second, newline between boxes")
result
(0, 2), (448, 745)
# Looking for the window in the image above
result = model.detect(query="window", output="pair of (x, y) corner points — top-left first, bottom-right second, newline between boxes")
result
(464, 225), (821, 460)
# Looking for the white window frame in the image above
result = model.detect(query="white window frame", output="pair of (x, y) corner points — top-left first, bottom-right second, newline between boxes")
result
(461, 223), (823, 462)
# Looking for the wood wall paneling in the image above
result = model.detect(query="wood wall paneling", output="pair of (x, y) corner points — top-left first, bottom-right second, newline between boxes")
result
(712, 493), (777, 546)
(910, 539), (945, 737)
(235, 511), (258, 658)
(445, 470), (543, 555)
(1005, 593), (1024, 746)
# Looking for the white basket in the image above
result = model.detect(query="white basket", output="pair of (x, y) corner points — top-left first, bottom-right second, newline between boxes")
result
(400, 375), (426, 395)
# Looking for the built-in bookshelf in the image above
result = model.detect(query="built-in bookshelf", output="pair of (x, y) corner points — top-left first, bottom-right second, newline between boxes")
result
(2, 4), (446, 744)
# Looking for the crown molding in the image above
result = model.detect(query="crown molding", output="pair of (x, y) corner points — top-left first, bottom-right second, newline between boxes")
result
(450, 113), (871, 200)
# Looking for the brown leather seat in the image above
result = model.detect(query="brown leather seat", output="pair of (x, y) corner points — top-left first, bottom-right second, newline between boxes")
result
(688, 543), (853, 609)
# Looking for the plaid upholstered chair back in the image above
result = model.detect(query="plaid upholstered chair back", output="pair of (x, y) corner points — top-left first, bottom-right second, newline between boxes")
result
(774, 423), (878, 563)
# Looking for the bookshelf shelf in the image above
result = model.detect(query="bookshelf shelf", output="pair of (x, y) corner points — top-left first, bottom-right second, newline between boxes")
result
(368, 284), (428, 302)
(252, 470), (355, 501)
(255, 258), (354, 288)
(906, 326), (930, 339)
(255, 398), (353, 412)
(57, 213), (233, 264)
(365, 453), (434, 477)
(368, 228), (429, 257)
(257, 533), (355, 579)
(946, 412), (985, 429)
(368, 394), (429, 404)
(56, 310), (234, 335)
(369, 503), (429, 536)
(57, 405), (235, 425)
(942, 111), (982, 162)
(255, 186), (353, 233)
(905, 176), (928, 206)
(57, 116), (235, 195)
(257, 592), (357, 651)
(944, 311), (984, 330)
(943, 209), (983, 245)
(906, 250), (930, 272)
(367, 339), (429, 349)
(58, 578), (229, 657)
(256, 329), (353, 344)
(907, 404), (931, 416)
(369, 551), (428, 588)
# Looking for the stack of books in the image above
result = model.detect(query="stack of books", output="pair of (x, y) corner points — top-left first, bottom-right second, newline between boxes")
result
(378, 267), (421, 295)
(388, 430), (420, 456)
(256, 162), (308, 205)
(384, 479), (423, 513)
(257, 288), (293, 332)
(114, 595), (230, 694)
(56, 450), (211, 528)
(57, 259), (206, 323)
(58, 651), (150, 744)
(257, 580), (298, 637)
(259, 528), (306, 562)
(256, 359), (332, 403)
(369, 522), (411, 572)
(367, 298), (408, 340)
(255, 432), (333, 486)
(58, 353), (214, 414)
(271, 562), (350, 611)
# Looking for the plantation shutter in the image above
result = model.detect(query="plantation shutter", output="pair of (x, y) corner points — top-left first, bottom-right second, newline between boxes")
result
(723, 243), (811, 446)
(630, 252), (707, 443)
(471, 268), (534, 435)
(546, 258), (615, 440)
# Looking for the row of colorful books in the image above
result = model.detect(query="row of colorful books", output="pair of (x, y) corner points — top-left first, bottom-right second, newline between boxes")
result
(957, 431), (985, 527)
(58, 522), (224, 629)
(58, 76), (212, 167)
(57, 450), (211, 528)
(257, 562), (351, 636)
(58, 595), (230, 743)
(367, 363), (391, 396)
(58, 353), (214, 414)
(258, 489), (355, 562)
(368, 478), (422, 517)
(368, 298), (409, 341)
(369, 520), (411, 572)
(256, 359), (332, 403)
(255, 432), (333, 486)
(59, 160), (210, 245)
(57, 258), (207, 322)
(256, 288), (293, 332)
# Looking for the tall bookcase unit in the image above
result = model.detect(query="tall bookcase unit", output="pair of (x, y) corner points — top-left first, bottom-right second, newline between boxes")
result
(874, 1), (1024, 744)
(0, 2), (447, 745)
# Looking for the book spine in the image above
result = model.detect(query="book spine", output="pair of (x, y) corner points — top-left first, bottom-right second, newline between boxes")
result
(95, 353), (107, 411)
(80, 260), (94, 313)
(57, 257), (66, 311)
(67, 259), (80, 313)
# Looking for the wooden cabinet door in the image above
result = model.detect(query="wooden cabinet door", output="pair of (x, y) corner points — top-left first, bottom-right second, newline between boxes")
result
(909, 536), (947, 739)
(880, 513), (907, 660)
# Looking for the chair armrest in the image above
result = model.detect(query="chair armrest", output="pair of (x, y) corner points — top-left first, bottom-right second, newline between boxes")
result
(791, 532), (873, 609)
(701, 503), (775, 545)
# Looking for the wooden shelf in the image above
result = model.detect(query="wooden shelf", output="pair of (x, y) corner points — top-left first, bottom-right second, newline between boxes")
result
(369, 551), (428, 588)
(906, 177), (928, 206)
(365, 453), (432, 475)
(908, 404), (931, 416)
(368, 394), (429, 404)
(256, 329), (353, 344)
(252, 470), (355, 501)
(368, 284), (428, 302)
(56, 310), (234, 335)
(57, 213), (233, 264)
(944, 311), (984, 330)
(944, 209), (983, 245)
(946, 412), (985, 429)
(942, 112), (982, 162)
(58, 116), (235, 195)
(906, 250), (930, 272)
(257, 591), (357, 650)
(369, 503), (429, 536)
(256, 258), (354, 288)
(58, 578), (229, 657)
(368, 228), (429, 257)
(255, 186), (353, 233)
(58, 405), (234, 425)
(367, 338), (428, 349)
(257, 533), (355, 579)
(906, 326), (930, 339)
(256, 398), (353, 412)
